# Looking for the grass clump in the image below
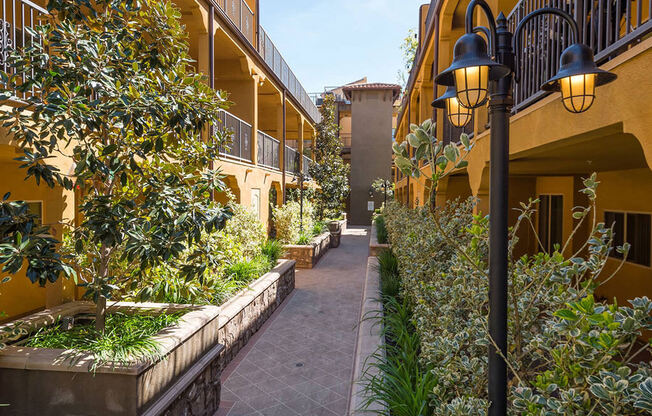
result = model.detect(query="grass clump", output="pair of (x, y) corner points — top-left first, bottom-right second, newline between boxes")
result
(375, 215), (388, 244)
(375, 248), (400, 298)
(25, 312), (182, 371)
(261, 239), (284, 266)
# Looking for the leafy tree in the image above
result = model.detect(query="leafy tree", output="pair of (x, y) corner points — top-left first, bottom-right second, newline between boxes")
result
(309, 94), (350, 220)
(0, 0), (232, 331)
(397, 28), (419, 90)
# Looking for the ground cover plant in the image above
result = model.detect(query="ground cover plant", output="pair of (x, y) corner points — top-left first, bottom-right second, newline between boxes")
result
(383, 120), (652, 414)
(24, 312), (182, 372)
(361, 248), (436, 415)
(374, 214), (389, 244)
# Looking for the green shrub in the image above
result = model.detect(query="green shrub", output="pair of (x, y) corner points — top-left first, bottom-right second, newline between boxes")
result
(296, 232), (312, 245)
(273, 201), (314, 244)
(312, 220), (327, 236)
(261, 239), (284, 267)
(375, 249), (400, 298)
(224, 256), (269, 283)
(25, 312), (182, 372)
(222, 203), (266, 260)
(375, 214), (388, 244)
(382, 176), (652, 415)
(360, 297), (437, 416)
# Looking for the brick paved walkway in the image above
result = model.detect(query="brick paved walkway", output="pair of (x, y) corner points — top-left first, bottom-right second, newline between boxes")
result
(216, 227), (370, 416)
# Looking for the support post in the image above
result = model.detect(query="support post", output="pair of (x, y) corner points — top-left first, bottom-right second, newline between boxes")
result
(487, 13), (514, 416)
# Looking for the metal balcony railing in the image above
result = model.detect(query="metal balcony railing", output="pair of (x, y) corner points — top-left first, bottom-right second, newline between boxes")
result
(258, 26), (321, 123)
(256, 130), (280, 170)
(509, 0), (652, 112)
(215, 0), (255, 44)
(218, 110), (252, 162)
(302, 154), (312, 178)
(0, 0), (48, 100)
(284, 146), (300, 174)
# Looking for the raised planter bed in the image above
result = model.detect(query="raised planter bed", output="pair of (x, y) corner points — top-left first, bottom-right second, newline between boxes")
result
(0, 302), (223, 416)
(369, 219), (390, 257)
(282, 231), (331, 269)
(217, 259), (295, 367)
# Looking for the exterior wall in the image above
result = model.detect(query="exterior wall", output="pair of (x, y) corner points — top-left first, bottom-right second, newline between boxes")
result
(350, 90), (395, 225)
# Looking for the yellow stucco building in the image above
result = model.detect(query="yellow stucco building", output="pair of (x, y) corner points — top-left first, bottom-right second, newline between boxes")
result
(394, 0), (652, 304)
(0, 0), (319, 321)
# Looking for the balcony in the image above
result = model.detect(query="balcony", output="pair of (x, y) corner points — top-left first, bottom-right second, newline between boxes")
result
(509, 0), (652, 112)
(0, 0), (48, 101)
(218, 110), (253, 163)
(258, 27), (320, 123)
(215, 0), (255, 45)
(257, 130), (280, 170)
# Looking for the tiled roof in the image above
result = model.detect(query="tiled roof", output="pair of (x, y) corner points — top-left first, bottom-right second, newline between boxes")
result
(342, 83), (402, 100)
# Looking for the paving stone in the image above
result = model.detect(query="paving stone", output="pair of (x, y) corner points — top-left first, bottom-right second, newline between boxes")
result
(219, 228), (369, 416)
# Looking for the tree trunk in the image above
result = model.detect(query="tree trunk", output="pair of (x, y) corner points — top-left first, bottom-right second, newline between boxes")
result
(95, 244), (111, 333)
(95, 295), (106, 332)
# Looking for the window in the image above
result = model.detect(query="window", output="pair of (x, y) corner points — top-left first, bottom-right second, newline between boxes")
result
(538, 195), (563, 252)
(605, 211), (651, 267)
(26, 201), (43, 225)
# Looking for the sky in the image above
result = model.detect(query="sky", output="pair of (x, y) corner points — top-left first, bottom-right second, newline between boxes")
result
(259, 0), (427, 94)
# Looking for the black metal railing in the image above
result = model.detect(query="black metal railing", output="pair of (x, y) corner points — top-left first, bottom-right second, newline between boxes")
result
(218, 110), (252, 162)
(509, 0), (652, 112)
(302, 154), (312, 178)
(0, 0), (48, 100)
(284, 145), (300, 174)
(256, 130), (280, 169)
(259, 26), (321, 123)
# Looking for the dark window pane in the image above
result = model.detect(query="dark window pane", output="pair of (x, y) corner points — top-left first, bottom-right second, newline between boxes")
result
(538, 195), (550, 252)
(605, 211), (625, 259)
(627, 213), (651, 266)
(550, 195), (563, 251)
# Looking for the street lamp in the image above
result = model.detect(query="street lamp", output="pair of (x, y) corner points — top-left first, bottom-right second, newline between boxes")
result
(433, 2), (616, 415)
(432, 86), (473, 128)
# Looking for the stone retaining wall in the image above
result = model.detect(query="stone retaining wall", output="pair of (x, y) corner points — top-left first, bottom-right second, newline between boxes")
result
(282, 231), (331, 268)
(217, 259), (296, 368)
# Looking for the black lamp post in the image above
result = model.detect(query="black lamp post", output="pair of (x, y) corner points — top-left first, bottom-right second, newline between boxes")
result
(433, 2), (616, 415)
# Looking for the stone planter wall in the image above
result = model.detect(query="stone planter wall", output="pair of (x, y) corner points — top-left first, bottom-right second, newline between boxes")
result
(282, 231), (331, 268)
(217, 259), (296, 368)
(0, 302), (223, 416)
(369, 219), (390, 257)
(349, 257), (386, 414)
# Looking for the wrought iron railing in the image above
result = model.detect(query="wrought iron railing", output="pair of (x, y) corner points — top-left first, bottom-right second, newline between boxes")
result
(218, 110), (252, 162)
(256, 130), (280, 170)
(259, 26), (321, 123)
(284, 145), (300, 174)
(0, 0), (48, 100)
(509, 0), (652, 112)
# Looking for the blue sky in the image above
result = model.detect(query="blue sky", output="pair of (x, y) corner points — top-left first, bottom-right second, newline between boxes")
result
(260, 0), (427, 93)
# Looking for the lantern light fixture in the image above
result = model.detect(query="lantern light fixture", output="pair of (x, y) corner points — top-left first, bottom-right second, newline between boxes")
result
(432, 86), (473, 128)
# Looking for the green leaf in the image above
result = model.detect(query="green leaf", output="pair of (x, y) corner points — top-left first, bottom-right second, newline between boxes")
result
(554, 309), (578, 321)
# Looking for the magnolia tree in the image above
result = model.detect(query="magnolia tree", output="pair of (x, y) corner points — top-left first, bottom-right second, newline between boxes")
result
(309, 94), (350, 219)
(0, 0), (232, 331)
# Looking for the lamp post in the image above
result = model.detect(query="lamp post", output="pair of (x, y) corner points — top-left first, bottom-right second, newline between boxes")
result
(433, 2), (616, 415)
